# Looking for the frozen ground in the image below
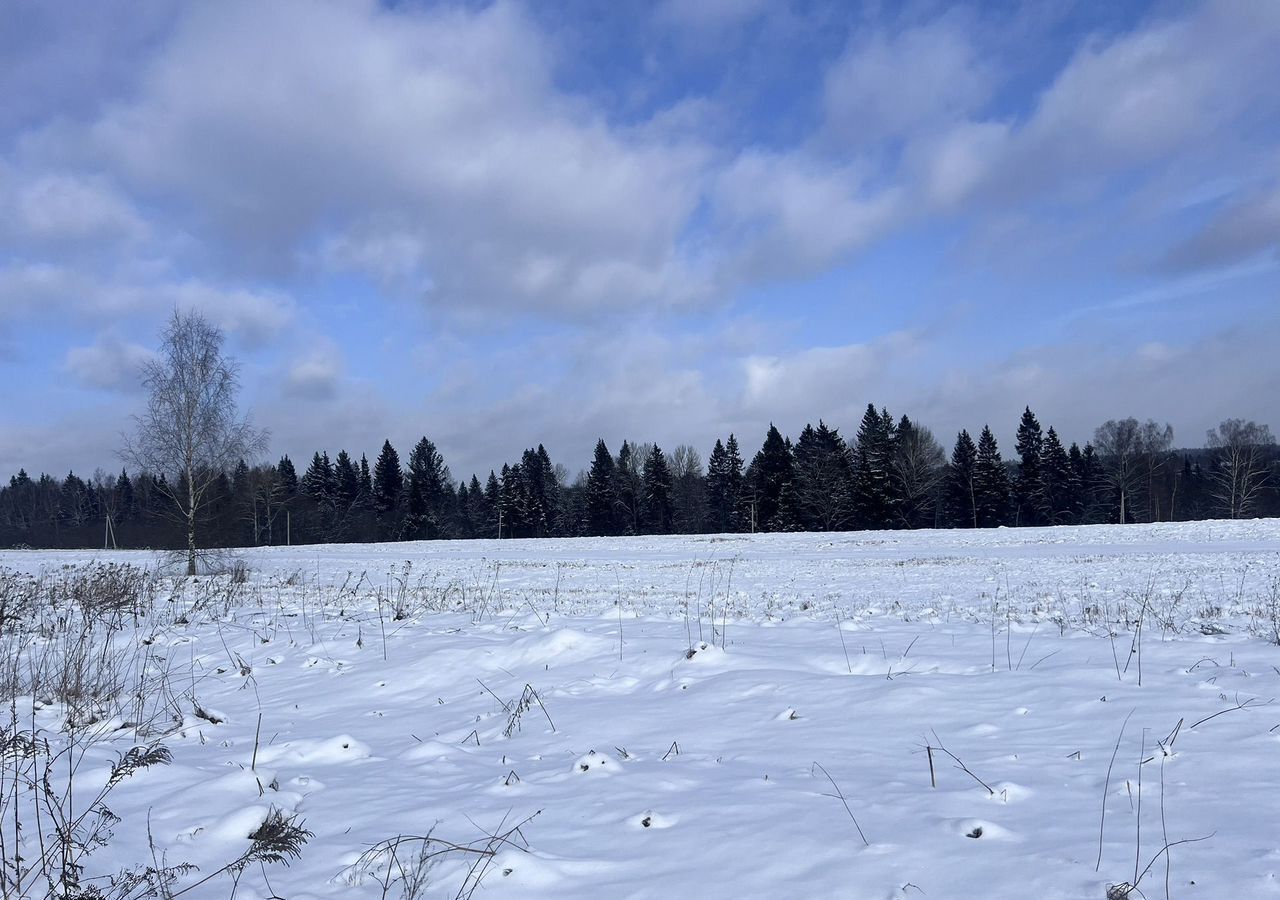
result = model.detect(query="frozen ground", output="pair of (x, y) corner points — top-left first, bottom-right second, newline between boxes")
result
(4, 520), (1280, 899)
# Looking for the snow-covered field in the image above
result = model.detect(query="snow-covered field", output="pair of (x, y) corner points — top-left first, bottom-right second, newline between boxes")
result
(4, 520), (1280, 899)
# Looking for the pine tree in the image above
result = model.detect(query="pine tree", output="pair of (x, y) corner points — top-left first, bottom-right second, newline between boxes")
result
(641, 444), (674, 533)
(585, 440), (616, 536)
(1014, 407), (1044, 526)
(946, 430), (979, 528)
(973, 426), (1010, 528)
(372, 440), (403, 532)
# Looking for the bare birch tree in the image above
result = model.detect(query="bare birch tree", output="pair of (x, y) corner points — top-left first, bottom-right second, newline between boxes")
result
(1206, 418), (1275, 519)
(1093, 418), (1172, 524)
(122, 310), (267, 575)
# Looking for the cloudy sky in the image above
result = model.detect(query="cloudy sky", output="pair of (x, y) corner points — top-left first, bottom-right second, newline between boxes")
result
(2, 0), (1278, 482)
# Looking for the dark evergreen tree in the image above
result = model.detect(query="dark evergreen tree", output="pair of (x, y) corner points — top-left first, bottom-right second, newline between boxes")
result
(641, 444), (674, 533)
(499, 462), (529, 538)
(705, 436), (745, 533)
(793, 421), (853, 531)
(1037, 427), (1076, 524)
(946, 430), (979, 528)
(464, 475), (489, 538)
(301, 452), (335, 503)
(359, 454), (373, 501)
(484, 471), (502, 537)
(117, 469), (136, 521)
(334, 450), (360, 508)
(372, 440), (403, 533)
(851, 404), (898, 529)
(405, 436), (450, 539)
(748, 425), (794, 532)
(585, 440), (616, 536)
(1014, 407), (1044, 526)
(614, 441), (641, 534)
(277, 454), (299, 495)
(973, 426), (1010, 528)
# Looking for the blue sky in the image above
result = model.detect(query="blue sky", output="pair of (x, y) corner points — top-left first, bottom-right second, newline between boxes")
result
(1, 0), (1278, 482)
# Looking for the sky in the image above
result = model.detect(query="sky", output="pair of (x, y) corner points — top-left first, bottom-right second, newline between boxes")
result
(1, 0), (1278, 483)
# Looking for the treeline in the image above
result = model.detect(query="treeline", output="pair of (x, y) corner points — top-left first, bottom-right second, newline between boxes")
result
(2, 405), (1277, 550)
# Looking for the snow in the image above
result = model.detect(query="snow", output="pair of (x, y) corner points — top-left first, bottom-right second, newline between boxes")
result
(4, 519), (1280, 898)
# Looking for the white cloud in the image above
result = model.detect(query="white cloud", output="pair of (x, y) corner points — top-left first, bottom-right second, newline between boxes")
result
(13, 173), (146, 242)
(63, 331), (155, 391)
(713, 151), (903, 278)
(167, 282), (296, 346)
(824, 19), (992, 147)
(84, 0), (710, 316)
(283, 339), (344, 401)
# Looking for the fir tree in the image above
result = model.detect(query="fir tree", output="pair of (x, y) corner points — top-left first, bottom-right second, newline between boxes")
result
(277, 455), (299, 495)
(973, 426), (1010, 528)
(614, 441), (641, 534)
(334, 450), (360, 507)
(946, 430), (979, 528)
(641, 444), (674, 533)
(1014, 407), (1044, 526)
(405, 436), (450, 539)
(118, 469), (136, 521)
(749, 425), (794, 532)
(851, 404), (898, 529)
(359, 454), (373, 501)
(372, 440), (403, 531)
(585, 439), (616, 536)
(484, 471), (501, 537)
(301, 452), (335, 503)
(793, 421), (853, 531)
(723, 434), (745, 531)
(1037, 427), (1076, 524)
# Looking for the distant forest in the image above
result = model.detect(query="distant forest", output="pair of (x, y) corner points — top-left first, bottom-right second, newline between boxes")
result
(2, 406), (1277, 550)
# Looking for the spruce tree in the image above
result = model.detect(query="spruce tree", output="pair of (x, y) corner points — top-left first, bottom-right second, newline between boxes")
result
(302, 452), (335, 503)
(118, 469), (136, 521)
(793, 421), (853, 531)
(641, 444), (674, 533)
(1037, 427), (1075, 524)
(277, 455), (299, 495)
(406, 437), (450, 539)
(585, 439), (616, 536)
(851, 404), (898, 529)
(724, 433), (745, 531)
(1014, 407), (1044, 526)
(359, 454), (373, 502)
(484, 471), (501, 537)
(946, 430), (979, 528)
(973, 426), (1010, 528)
(614, 441), (640, 534)
(749, 425), (794, 532)
(334, 450), (360, 507)
(372, 440), (403, 532)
